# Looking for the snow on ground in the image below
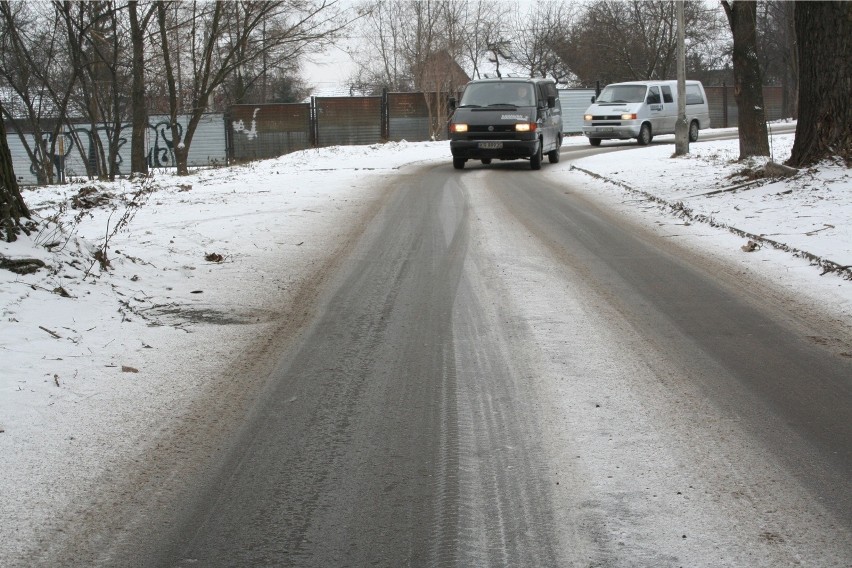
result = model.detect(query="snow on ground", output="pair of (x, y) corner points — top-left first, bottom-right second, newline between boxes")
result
(554, 128), (852, 324)
(1, 128), (850, 562)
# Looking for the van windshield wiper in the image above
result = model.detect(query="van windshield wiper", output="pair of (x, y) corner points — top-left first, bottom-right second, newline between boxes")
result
(487, 103), (518, 108)
(458, 104), (482, 108)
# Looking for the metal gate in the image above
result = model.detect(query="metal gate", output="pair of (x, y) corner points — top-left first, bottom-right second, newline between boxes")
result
(314, 96), (383, 147)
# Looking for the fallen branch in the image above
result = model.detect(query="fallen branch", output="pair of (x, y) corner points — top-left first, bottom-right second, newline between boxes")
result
(39, 325), (61, 339)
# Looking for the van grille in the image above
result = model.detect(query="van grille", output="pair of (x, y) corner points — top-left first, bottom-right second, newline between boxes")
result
(468, 125), (517, 133)
(591, 115), (622, 120)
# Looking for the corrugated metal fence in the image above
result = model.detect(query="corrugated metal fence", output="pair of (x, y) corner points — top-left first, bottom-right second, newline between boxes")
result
(387, 92), (447, 141)
(9, 114), (226, 185)
(315, 97), (383, 147)
(705, 86), (785, 128)
(228, 92), (447, 162)
(228, 90), (590, 161)
(229, 87), (789, 160)
(227, 104), (311, 162)
(7, 86), (790, 183)
(560, 89), (596, 133)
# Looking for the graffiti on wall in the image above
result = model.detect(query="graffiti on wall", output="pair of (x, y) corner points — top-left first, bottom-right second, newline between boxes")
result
(232, 108), (260, 141)
(147, 119), (182, 168)
(7, 114), (226, 185)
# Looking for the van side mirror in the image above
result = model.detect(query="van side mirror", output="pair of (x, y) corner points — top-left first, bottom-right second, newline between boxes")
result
(449, 97), (456, 110)
(547, 95), (556, 108)
(590, 95), (596, 103)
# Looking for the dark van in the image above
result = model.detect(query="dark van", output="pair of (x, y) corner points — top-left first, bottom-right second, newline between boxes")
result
(448, 77), (563, 170)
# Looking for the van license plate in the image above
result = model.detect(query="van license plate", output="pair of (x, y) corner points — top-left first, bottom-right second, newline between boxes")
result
(597, 127), (613, 132)
(479, 142), (503, 149)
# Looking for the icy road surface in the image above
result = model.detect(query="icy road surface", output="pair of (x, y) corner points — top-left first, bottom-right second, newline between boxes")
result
(34, 155), (850, 567)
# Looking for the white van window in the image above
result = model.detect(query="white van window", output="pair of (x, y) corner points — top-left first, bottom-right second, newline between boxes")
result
(597, 85), (646, 103)
(685, 84), (705, 105)
(661, 86), (673, 103)
(646, 87), (661, 104)
(459, 82), (536, 107)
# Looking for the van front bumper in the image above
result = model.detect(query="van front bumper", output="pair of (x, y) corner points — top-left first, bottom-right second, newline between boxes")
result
(582, 124), (641, 140)
(450, 138), (539, 160)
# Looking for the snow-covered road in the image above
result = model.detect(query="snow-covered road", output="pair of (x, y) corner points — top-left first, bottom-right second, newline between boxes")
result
(1, 131), (850, 565)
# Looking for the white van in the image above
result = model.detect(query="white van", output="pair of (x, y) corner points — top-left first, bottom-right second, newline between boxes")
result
(582, 80), (710, 146)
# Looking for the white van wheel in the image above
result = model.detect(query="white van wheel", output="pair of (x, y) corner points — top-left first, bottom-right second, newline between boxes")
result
(689, 120), (699, 142)
(637, 123), (652, 145)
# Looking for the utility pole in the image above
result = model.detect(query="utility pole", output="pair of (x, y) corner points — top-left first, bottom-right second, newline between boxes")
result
(675, 0), (689, 155)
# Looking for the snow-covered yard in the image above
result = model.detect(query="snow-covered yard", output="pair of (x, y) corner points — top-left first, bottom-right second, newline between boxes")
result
(1, 129), (850, 563)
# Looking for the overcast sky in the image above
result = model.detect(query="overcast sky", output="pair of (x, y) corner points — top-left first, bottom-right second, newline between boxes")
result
(302, 43), (358, 90)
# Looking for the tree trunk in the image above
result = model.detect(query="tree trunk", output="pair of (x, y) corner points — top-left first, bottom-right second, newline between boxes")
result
(156, 1), (184, 175)
(781, 1), (798, 120)
(129, 1), (149, 176)
(108, 6), (123, 181)
(787, 2), (852, 168)
(174, 142), (189, 176)
(0, 101), (30, 242)
(722, 0), (770, 159)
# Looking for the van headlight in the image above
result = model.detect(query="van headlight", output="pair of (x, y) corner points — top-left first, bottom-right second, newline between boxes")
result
(584, 114), (593, 121)
(450, 123), (468, 133)
(515, 123), (536, 132)
(621, 113), (637, 120)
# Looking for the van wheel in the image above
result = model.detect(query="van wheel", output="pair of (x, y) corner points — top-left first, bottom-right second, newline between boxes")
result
(637, 123), (652, 145)
(453, 157), (465, 170)
(530, 141), (543, 170)
(589, 138), (602, 147)
(547, 139), (561, 163)
(689, 120), (699, 142)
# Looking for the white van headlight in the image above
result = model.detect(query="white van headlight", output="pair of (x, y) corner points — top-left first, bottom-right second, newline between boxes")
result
(584, 114), (593, 122)
(621, 113), (637, 120)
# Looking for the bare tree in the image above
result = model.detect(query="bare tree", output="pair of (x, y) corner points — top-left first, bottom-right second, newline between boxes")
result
(458, 1), (503, 81)
(267, 73), (312, 103)
(155, 0), (345, 175)
(1, 1), (144, 183)
(722, 0), (769, 159)
(406, 1), (469, 138)
(557, 1), (723, 87)
(351, 1), (412, 92)
(0, 1), (78, 185)
(351, 1), (470, 137)
(756, 1), (797, 119)
(787, 1), (851, 167)
(0, 99), (30, 242)
(568, 1), (678, 83)
(353, 0), (479, 92)
(58, 0), (132, 181)
(128, 1), (156, 176)
(507, 1), (576, 83)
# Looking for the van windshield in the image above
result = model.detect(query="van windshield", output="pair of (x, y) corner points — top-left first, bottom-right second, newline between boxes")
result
(596, 85), (647, 104)
(459, 82), (536, 107)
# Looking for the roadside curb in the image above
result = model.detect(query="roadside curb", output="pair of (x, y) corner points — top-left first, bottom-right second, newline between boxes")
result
(570, 164), (852, 281)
